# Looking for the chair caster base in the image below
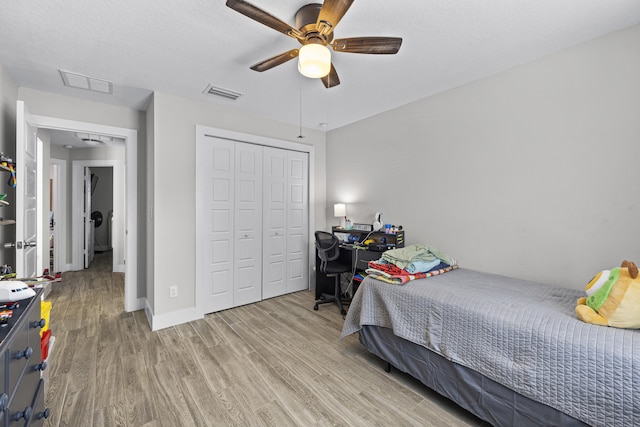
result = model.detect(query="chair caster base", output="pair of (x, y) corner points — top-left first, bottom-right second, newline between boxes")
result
(313, 304), (319, 311)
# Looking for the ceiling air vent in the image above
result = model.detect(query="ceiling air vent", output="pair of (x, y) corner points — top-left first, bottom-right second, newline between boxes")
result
(203, 84), (242, 100)
(60, 70), (113, 94)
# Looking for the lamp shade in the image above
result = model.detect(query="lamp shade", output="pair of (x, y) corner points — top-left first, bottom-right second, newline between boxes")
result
(298, 43), (331, 78)
(334, 203), (346, 217)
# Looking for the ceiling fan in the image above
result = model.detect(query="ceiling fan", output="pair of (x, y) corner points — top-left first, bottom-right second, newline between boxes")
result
(226, 0), (402, 88)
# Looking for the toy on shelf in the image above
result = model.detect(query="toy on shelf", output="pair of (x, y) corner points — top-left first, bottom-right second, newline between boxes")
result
(0, 281), (36, 303)
(0, 153), (16, 189)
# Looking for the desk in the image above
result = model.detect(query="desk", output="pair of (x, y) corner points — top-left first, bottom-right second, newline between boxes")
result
(315, 245), (383, 299)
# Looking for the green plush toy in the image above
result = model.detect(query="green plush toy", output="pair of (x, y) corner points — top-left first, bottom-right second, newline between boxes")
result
(576, 260), (640, 328)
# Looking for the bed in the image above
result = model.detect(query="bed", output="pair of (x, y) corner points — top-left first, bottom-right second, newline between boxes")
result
(341, 268), (640, 427)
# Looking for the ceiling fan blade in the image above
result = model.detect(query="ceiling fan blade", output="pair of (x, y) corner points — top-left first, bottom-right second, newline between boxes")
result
(226, 0), (302, 39)
(316, 0), (354, 37)
(333, 37), (403, 54)
(321, 64), (340, 88)
(250, 49), (300, 72)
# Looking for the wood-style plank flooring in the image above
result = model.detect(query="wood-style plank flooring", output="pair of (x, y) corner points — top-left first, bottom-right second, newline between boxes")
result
(43, 252), (486, 426)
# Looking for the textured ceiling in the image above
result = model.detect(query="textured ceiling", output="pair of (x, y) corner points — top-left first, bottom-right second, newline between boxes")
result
(1, 1), (640, 131)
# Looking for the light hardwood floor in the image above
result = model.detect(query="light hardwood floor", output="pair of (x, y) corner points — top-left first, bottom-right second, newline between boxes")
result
(43, 252), (486, 427)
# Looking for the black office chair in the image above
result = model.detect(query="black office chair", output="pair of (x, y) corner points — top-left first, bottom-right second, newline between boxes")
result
(314, 231), (352, 315)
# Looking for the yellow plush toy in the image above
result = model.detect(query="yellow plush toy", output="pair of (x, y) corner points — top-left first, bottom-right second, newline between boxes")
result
(576, 260), (640, 328)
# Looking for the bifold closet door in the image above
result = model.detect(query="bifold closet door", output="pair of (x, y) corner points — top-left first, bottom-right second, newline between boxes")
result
(234, 143), (263, 306)
(262, 147), (309, 299)
(196, 137), (262, 314)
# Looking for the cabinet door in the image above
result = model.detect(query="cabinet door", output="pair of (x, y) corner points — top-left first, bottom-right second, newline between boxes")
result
(262, 148), (287, 299)
(196, 137), (235, 313)
(234, 144), (263, 306)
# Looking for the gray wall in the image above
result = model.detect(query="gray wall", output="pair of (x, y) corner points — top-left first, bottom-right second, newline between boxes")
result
(150, 91), (327, 321)
(326, 24), (640, 290)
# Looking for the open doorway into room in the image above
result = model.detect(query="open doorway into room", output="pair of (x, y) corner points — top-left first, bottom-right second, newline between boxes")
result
(83, 166), (114, 269)
(31, 109), (140, 313)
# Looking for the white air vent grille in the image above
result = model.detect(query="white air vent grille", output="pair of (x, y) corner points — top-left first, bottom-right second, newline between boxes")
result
(203, 84), (242, 100)
(60, 70), (113, 94)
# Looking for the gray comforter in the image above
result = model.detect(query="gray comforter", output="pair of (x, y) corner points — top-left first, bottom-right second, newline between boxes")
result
(341, 268), (640, 427)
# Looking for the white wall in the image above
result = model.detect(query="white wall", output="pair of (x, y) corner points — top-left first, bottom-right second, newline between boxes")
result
(149, 91), (327, 325)
(326, 24), (640, 290)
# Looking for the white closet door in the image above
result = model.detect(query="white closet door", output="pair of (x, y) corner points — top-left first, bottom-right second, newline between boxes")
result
(197, 133), (310, 312)
(196, 137), (235, 313)
(286, 151), (309, 292)
(262, 147), (287, 299)
(234, 143), (263, 306)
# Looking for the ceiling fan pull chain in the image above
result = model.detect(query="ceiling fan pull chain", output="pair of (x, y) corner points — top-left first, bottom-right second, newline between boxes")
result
(297, 80), (305, 139)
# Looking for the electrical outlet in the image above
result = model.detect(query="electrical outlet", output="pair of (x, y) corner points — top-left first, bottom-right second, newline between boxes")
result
(169, 286), (178, 298)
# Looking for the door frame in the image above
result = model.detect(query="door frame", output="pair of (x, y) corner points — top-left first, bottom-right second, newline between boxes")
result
(49, 158), (67, 272)
(75, 163), (117, 270)
(31, 114), (140, 312)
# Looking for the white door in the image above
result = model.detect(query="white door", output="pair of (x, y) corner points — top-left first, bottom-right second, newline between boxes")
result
(262, 147), (287, 299)
(15, 100), (38, 278)
(196, 137), (235, 313)
(84, 167), (93, 268)
(234, 143), (263, 306)
(286, 151), (309, 293)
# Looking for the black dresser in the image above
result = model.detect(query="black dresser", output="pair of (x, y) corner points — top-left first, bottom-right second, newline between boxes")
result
(0, 290), (49, 426)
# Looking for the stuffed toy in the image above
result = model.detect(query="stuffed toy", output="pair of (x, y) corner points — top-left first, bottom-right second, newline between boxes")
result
(576, 260), (640, 328)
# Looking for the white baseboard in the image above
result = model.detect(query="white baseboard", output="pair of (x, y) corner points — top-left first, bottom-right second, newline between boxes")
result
(59, 263), (73, 273)
(131, 297), (145, 311)
(149, 305), (202, 331)
(144, 299), (154, 329)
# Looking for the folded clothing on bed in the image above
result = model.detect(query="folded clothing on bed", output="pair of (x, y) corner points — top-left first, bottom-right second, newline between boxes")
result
(381, 244), (457, 271)
(365, 263), (458, 285)
(377, 257), (443, 274)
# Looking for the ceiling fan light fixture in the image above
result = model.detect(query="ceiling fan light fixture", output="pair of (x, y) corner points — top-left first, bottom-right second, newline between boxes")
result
(298, 43), (331, 78)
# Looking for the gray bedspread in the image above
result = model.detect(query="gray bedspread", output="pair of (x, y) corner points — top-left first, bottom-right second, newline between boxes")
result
(341, 268), (640, 427)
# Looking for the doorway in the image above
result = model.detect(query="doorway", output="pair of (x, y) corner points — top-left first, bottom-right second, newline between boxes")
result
(80, 165), (115, 270)
(30, 112), (140, 312)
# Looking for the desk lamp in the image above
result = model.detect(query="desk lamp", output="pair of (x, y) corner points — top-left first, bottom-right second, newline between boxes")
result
(334, 203), (347, 229)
